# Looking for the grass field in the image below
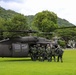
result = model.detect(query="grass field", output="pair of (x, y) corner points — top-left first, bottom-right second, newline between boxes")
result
(0, 49), (76, 75)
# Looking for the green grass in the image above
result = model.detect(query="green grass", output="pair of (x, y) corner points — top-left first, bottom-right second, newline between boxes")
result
(0, 49), (76, 75)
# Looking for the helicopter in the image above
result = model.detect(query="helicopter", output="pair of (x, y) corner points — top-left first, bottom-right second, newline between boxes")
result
(0, 29), (51, 58)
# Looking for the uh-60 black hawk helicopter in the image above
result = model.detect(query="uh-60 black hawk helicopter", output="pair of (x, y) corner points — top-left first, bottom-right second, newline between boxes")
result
(0, 29), (51, 60)
(0, 26), (76, 62)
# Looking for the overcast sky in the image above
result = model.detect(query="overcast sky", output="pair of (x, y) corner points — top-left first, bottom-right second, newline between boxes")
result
(0, 0), (76, 25)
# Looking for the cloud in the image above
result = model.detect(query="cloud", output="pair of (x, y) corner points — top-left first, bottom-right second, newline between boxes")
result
(0, 0), (23, 3)
(0, 0), (76, 25)
(0, 0), (23, 12)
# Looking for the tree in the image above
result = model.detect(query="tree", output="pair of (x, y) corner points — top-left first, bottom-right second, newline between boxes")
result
(32, 10), (58, 32)
(0, 17), (5, 30)
(0, 17), (6, 39)
(58, 40), (66, 48)
(55, 28), (76, 42)
(5, 14), (29, 37)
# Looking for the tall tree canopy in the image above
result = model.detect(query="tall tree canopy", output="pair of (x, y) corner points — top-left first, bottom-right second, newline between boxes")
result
(32, 10), (58, 32)
(0, 17), (5, 30)
(55, 28), (76, 42)
(0, 17), (6, 39)
(5, 14), (28, 37)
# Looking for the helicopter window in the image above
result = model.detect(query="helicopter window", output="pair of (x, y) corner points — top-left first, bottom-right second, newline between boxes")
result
(12, 43), (21, 52)
(21, 44), (28, 52)
(15, 44), (21, 49)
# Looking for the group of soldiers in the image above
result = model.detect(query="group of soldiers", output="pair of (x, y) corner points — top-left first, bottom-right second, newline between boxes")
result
(30, 43), (64, 62)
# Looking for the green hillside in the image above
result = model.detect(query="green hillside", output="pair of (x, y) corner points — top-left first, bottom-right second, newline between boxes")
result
(57, 17), (74, 27)
(0, 6), (18, 19)
(0, 6), (75, 26)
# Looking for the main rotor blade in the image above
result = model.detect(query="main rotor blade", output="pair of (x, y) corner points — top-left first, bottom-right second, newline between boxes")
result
(0, 30), (38, 33)
(56, 26), (76, 29)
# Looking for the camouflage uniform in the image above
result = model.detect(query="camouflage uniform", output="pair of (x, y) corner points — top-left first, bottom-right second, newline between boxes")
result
(41, 46), (46, 61)
(38, 46), (46, 61)
(51, 46), (56, 62)
(30, 45), (37, 61)
(46, 46), (52, 62)
(37, 46), (42, 61)
(55, 46), (64, 62)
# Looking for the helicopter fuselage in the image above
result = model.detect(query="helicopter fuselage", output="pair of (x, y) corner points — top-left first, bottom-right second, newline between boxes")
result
(0, 36), (50, 58)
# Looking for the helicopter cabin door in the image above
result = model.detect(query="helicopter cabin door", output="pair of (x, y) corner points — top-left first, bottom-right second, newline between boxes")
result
(12, 43), (29, 57)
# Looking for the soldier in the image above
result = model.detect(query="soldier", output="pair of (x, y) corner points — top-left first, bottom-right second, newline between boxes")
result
(51, 44), (56, 62)
(37, 44), (42, 61)
(55, 45), (64, 62)
(46, 44), (52, 62)
(38, 45), (46, 61)
(30, 45), (37, 61)
(41, 45), (46, 61)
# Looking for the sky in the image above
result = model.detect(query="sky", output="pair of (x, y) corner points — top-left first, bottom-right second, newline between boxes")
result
(0, 0), (76, 25)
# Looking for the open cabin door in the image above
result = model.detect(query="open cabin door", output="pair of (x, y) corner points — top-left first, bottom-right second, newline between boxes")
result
(12, 43), (29, 57)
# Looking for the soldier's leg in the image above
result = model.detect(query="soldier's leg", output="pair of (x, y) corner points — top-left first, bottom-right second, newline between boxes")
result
(51, 55), (52, 61)
(57, 56), (59, 62)
(52, 55), (56, 62)
(34, 54), (37, 61)
(48, 56), (52, 62)
(38, 55), (41, 61)
(31, 55), (33, 60)
(40, 56), (43, 61)
(53, 55), (56, 62)
(49, 54), (52, 62)
(32, 53), (36, 61)
(37, 53), (40, 61)
(30, 53), (34, 61)
(32, 54), (35, 61)
(42, 54), (45, 61)
(39, 54), (44, 61)
(60, 55), (63, 63)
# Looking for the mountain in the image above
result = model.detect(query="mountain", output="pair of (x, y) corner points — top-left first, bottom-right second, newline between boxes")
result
(57, 17), (74, 27)
(0, 6), (75, 26)
(0, 6), (18, 19)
